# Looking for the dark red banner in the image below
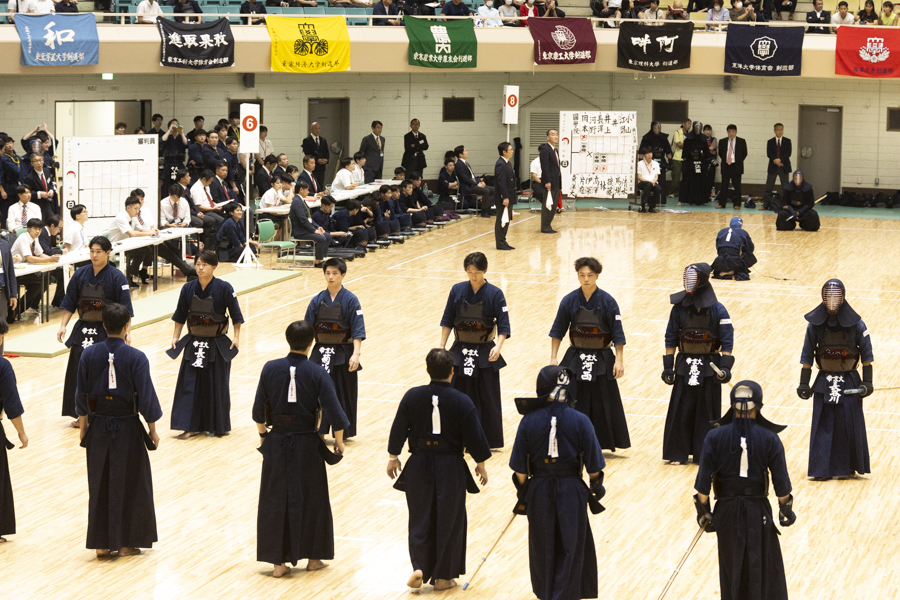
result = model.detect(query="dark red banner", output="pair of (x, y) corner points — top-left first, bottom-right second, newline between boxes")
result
(529, 18), (596, 66)
(835, 27), (900, 78)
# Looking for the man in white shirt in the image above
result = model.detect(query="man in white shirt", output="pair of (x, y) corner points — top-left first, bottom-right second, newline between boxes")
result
(332, 158), (360, 192)
(477, 0), (503, 26)
(352, 153), (367, 184)
(20, 0), (55, 15)
(136, 0), (163, 22)
(190, 169), (225, 251)
(161, 184), (193, 228)
(11, 217), (63, 313)
(64, 204), (90, 253)
(636, 147), (662, 213)
(260, 177), (290, 208)
(7, 186), (42, 232)
(830, 0), (856, 25)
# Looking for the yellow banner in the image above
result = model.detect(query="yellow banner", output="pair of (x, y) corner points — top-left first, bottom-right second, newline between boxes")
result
(266, 16), (350, 73)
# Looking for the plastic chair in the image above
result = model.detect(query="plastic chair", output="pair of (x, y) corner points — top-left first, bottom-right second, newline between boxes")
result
(345, 6), (367, 24)
(325, 7), (345, 14)
(305, 6), (326, 13)
(159, 4), (174, 12)
(257, 219), (297, 269)
(282, 5), (304, 15)
(267, 6), (284, 13)
(202, 5), (220, 21)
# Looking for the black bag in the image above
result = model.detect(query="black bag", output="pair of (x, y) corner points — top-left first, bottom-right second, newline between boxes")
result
(822, 191), (841, 206)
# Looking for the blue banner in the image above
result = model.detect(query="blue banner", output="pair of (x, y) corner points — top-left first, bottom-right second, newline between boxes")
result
(15, 14), (99, 67)
(724, 24), (803, 77)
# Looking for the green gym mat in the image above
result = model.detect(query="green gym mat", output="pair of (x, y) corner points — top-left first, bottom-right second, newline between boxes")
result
(5, 269), (301, 359)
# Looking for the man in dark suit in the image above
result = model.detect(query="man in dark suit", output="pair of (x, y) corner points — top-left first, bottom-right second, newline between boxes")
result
(806, 0), (831, 33)
(0, 236), (17, 353)
(373, 0), (403, 24)
(210, 161), (234, 206)
(402, 118), (428, 175)
(23, 153), (57, 223)
(539, 129), (561, 234)
(494, 142), (516, 251)
(38, 214), (64, 256)
(299, 155), (323, 196)
(202, 131), (224, 172)
(454, 145), (494, 217)
(765, 123), (792, 210)
(300, 122), (329, 192)
(359, 121), (385, 183)
(716, 124), (748, 210)
(256, 154), (277, 198)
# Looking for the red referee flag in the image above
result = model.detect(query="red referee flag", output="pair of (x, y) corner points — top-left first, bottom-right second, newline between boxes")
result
(835, 26), (900, 78)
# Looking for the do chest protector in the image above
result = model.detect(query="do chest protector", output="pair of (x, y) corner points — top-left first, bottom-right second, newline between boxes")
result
(314, 302), (352, 344)
(815, 327), (860, 372)
(569, 306), (612, 350)
(678, 310), (720, 354)
(186, 295), (229, 338)
(77, 282), (108, 321)
(453, 300), (496, 344)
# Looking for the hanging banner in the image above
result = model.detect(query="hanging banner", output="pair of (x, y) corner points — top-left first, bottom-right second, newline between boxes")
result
(616, 22), (692, 72)
(529, 18), (596, 65)
(157, 18), (235, 70)
(835, 27), (900, 78)
(15, 14), (99, 67)
(266, 16), (350, 73)
(404, 15), (476, 69)
(724, 24), (803, 76)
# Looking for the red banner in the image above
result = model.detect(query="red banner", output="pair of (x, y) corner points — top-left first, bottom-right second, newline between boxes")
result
(529, 18), (596, 66)
(835, 27), (900, 78)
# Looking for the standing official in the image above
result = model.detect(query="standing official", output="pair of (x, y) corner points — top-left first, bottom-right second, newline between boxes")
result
(58, 236), (133, 425)
(402, 119), (429, 176)
(254, 320), (348, 577)
(539, 129), (561, 234)
(716, 124), (748, 210)
(75, 303), (162, 558)
(764, 123), (791, 209)
(494, 141), (516, 250)
(387, 349), (491, 591)
(711, 216), (756, 280)
(301, 122), (329, 192)
(679, 122), (712, 206)
(694, 381), (795, 600)
(168, 250), (243, 439)
(797, 279), (872, 479)
(549, 257), (629, 452)
(662, 263), (734, 464)
(439, 252), (510, 449)
(669, 119), (691, 198)
(304, 258), (365, 440)
(359, 121), (385, 183)
(0, 236), (17, 356)
(0, 136), (23, 224)
(510, 366), (606, 600)
(0, 319), (28, 544)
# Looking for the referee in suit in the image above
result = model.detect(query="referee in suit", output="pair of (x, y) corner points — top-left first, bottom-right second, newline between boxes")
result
(494, 142), (516, 251)
(359, 121), (385, 183)
(402, 119), (428, 175)
(539, 129), (561, 234)
(301, 122), (329, 192)
(715, 125), (748, 210)
(764, 123), (791, 210)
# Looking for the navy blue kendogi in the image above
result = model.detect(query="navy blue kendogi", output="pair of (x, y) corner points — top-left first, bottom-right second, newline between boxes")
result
(694, 381), (795, 600)
(59, 262), (133, 419)
(76, 337), (162, 552)
(388, 380), (491, 587)
(711, 216), (757, 281)
(440, 280), (510, 449)
(168, 277), (243, 436)
(254, 352), (349, 567)
(662, 263), (735, 463)
(797, 279), (873, 479)
(0, 355), (24, 539)
(304, 287), (365, 438)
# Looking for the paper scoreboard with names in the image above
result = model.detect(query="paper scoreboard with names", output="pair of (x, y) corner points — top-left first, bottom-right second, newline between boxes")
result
(558, 111), (638, 199)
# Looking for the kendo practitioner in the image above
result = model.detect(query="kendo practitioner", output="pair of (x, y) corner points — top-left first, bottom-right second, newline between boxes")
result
(168, 250), (244, 439)
(439, 252), (510, 449)
(254, 320), (349, 577)
(797, 279), (873, 479)
(549, 257), (629, 452)
(711, 216), (757, 281)
(776, 170), (820, 232)
(510, 365), (606, 600)
(662, 263), (735, 464)
(639, 121), (673, 201)
(387, 348), (491, 591)
(678, 121), (712, 206)
(694, 381), (795, 600)
(75, 303), (162, 558)
(0, 235), (18, 357)
(58, 236), (133, 426)
(160, 119), (188, 186)
(0, 319), (28, 544)
(0, 135), (23, 224)
(304, 257), (365, 440)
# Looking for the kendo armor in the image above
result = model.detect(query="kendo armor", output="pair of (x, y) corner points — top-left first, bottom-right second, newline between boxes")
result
(823, 281), (843, 314)
(712, 471), (770, 498)
(76, 282), (108, 321)
(453, 300), (496, 344)
(186, 295), (229, 337)
(815, 327), (859, 372)
(569, 306), (612, 350)
(678, 310), (720, 354)
(314, 302), (352, 344)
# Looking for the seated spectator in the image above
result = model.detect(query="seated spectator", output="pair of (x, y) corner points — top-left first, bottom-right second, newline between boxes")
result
(23, 153), (57, 223)
(352, 152), (367, 184)
(332, 158), (360, 192)
(161, 184), (198, 229)
(21, 0), (55, 14)
(773, 0), (795, 20)
(540, 0), (565, 16)
(115, 123), (127, 135)
(190, 169), (225, 250)
(392, 166), (406, 181)
(39, 214), (66, 256)
(167, 0), (202, 22)
(388, 185), (414, 229)
(330, 0), (372, 7)
(240, 0), (267, 24)
(729, 0), (755, 22)
(134, 127), (147, 135)
(374, 0), (403, 24)
(260, 176), (290, 208)
(56, 0), (79, 13)
(273, 152), (289, 175)
(11, 218), (64, 314)
(437, 158), (459, 206)
(666, 0), (689, 18)
(806, 0), (831, 32)
(478, 0), (503, 25)
(7, 186), (41, 232)
(136, 0), (163, 22)
(64, 204), (90, 253)
(442, 0), (473, 19)
(399, 180), (429, 226)
(859, 0), (878, 22)
(640, 0), (666, 21)
(217, 202), (258, 262)
(499, 0), (519, 25)
(288, 183), (330, 267)
(879, 0), (897, 24)
(267, 0), (318, 6)
(410, 172), (445, 220)
(707, 0), (730, 30)
(320, 198), (369, 250)
(636, 148), (661, 213)
(831, 1), (857, 25)
(519, 0), (541, 25)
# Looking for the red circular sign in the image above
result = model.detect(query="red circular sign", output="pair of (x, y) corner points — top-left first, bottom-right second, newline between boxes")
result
(242, 115), (258, 132)
(507, 95), (518, 108)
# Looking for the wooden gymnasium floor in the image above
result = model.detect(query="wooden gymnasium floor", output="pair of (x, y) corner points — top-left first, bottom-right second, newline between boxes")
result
(4, 207), (900, 600)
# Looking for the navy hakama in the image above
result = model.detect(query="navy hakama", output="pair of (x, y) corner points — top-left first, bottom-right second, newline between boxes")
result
(0, 358), (24, 538)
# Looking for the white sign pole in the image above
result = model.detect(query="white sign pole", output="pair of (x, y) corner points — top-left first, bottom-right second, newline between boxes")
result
(501, 85), (520, 143)
(236, 103), (261, 268)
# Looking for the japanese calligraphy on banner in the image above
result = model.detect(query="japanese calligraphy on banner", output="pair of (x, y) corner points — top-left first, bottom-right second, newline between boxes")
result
(15, 14), (98, 67)
(266, 16), (350, 73)
(616, 22), (692, 72)
(724, 24), (803, 77)
(835, 27), (900, 78)
(158, 18), (234, 70)
(528, 18), (595, 65)
(559, 111), (638, 199)
(404, 15), (476, 69)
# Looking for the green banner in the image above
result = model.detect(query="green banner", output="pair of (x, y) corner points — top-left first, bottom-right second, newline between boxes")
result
(404, 15), (477, 69)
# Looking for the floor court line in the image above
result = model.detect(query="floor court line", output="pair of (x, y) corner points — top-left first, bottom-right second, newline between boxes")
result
(556, 212), (900, 233)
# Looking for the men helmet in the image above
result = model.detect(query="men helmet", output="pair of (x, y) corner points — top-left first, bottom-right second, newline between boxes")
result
(822, 280), (843, 314)
(683, 265), (699, 293)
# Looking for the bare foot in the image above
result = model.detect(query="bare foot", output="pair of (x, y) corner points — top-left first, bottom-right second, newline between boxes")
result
(96, 549), (111, 558)
(71, 420), (79, 428)
(176, 431), (200, 440)
(273, 564), (291, 578)
(0, 537), (7, 543)
(407, 570), (423, 589)
(307, 559), (329, 571)
(667, 461), (683, 466)
(434, 579), (457, 591)
(118, 547), (141, 556)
